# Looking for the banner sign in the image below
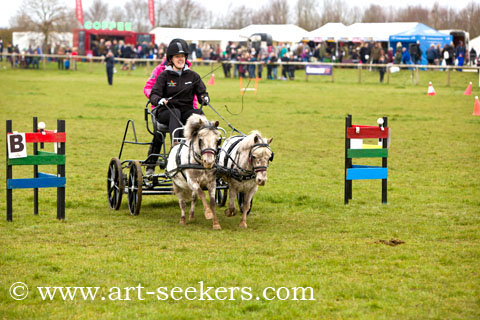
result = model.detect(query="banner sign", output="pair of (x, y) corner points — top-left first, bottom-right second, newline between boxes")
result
(148, 0), (155, 27)
(76, 0), (84, 26)
(305, 64), (333, 76)
(7, 133), (27, 159)
(84, 21), (133, 31)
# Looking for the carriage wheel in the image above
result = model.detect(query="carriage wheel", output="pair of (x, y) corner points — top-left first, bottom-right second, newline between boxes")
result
(128, 160), (143, 216)
(107, 158), (124, 210)
(215, 178), (228, 207)
(237, 192), (253, 215)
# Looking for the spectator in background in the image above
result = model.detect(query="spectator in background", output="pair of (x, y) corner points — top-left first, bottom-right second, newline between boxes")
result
(470, 47), (477, 66)
(14, 44), (20, 68)
(266, 51), (278, 80)
(435, 43), (442, 66)
(455, 41), (466, 67)
(409, 40), (421, 65)
(359, 42), (369, 64)
(444, 43), (455, 66)
(371, 42), (382, 64)
(105, 50), (114, 86)
(378, 50), (386, 83)
(7, 43), (14, 68)
(0, 38), (3, 61)
(387, 47), (394, 63)
(238, 52), (247, 78)
(402, 47), (411, 65)
(57, 45), (65, 70)
(32, 46), (41, 69)
(351, 48), (359, 63)
(248, 49), (257, 79)
(26, 45), (33, 68)
(220, 51), (231, 78)
(394, 42), (402, 64)
(426, 44), (436, 66)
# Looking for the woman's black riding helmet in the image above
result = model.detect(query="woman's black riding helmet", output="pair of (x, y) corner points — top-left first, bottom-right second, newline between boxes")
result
(167, 39), (189, 62)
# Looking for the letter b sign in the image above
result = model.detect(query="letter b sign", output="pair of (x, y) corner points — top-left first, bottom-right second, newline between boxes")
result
(8, 133), (27, 159)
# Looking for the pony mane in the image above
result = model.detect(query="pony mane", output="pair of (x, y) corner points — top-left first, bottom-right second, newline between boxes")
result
(240, 131), (266, 150)
(184, 114), (210, 140)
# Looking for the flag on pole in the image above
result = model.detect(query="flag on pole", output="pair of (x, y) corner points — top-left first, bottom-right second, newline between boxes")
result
(148, 0), (155, 27)
(76, 0), (84, 26)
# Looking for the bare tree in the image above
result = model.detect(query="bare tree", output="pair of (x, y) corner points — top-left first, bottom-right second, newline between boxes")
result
(212, 5), (253, 29)
(259, 0), (290, 24)
(343, 5), (363, 25)
(85, 0), (110, 22)
(110, 6), (126, 23)
(11, 0), (68, 51)
(125, 0), (150, 32)
(456, 1), (480, 38)
(296, 0), (321, 31)
(162, 0), (208, 28)
(362, 4), (387, 22)
(320, 0), (349, 24)
(396, 5), (430, 23)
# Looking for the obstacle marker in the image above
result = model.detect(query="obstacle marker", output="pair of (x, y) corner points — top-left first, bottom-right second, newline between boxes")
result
(473, 96), (480, 116)
(464, 82), (472, 95)
(208, 73), (215, 85)
(344, 115), (390, 204)
(240, 77), (259, 96)
(427, 81), (436, 96)
(6, 117), (66, 221)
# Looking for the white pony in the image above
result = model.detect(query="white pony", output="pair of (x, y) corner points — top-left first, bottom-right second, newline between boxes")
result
(166, 114), (222, 230)
(217, 131), (273, 228)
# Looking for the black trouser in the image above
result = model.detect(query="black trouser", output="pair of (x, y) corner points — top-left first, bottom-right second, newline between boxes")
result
(379, 67), (385, 82)
(106, 66), (113, 85)
(147, 107), (203, 166)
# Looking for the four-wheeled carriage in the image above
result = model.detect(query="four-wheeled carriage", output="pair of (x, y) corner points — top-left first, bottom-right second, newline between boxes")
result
(107, 102), (228, 215)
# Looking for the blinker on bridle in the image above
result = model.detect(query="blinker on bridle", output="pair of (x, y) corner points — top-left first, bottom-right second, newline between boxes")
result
(249, 143), (274, 173)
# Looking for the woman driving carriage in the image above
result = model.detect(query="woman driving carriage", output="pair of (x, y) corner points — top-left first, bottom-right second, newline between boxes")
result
(146, 39), (210, 175)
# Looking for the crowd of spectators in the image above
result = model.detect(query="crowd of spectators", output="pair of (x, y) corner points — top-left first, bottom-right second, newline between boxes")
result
(1, 36), (478, 76)
(4, 43), (43, 69)
(192, 40), (480, 80)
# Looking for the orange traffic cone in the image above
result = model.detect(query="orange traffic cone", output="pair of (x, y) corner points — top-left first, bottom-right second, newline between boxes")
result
(427, 81), (436, 96)
(473, 96), (480, 116)
(464, 82), (472, 95)
(207, 73), (215, 85)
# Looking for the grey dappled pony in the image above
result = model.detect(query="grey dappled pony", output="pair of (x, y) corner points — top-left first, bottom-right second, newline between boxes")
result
(166, 114), (222, 230)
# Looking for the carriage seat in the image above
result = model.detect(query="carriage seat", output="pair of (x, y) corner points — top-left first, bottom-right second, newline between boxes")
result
(153, 118), (169, 133)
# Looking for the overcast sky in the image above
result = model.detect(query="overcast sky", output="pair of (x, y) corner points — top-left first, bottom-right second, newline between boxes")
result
(0, 0), (475, 29)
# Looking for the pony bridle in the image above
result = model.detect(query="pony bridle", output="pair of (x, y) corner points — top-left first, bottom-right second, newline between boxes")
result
(193, 125), (220, 161)
(249, 143), (274, 173)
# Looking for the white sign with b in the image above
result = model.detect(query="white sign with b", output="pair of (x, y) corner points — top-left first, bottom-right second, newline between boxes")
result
(7, 133), (27, 159)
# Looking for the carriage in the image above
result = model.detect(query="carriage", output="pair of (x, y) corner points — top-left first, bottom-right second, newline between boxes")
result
(106, 102), (229, 215)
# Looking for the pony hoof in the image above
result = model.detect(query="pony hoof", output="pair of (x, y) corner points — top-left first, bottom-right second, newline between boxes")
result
(204, 209), (213, 220)
(225, 208), (236, 217)
(239, 222), (247, 229)
(213, 223), (222, 230)
(179, 217), (186, 225)
(189, 214), (195, 222)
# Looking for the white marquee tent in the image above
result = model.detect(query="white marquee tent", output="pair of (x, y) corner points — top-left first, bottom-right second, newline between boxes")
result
(470, 35), (480, 54)
(238, 24), (308, 43)
(150, 27), (242, 49)
(150, 24), (309, 48)
(344, 22), (419, 42)
(305, 23), (348, 42)
(13, 32), (73, 50)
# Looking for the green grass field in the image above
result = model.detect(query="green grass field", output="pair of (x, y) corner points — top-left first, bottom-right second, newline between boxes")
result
(1, 61), (479, 319)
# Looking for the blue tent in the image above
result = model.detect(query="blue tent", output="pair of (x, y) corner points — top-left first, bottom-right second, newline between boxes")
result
(389, 23), (452, 65)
